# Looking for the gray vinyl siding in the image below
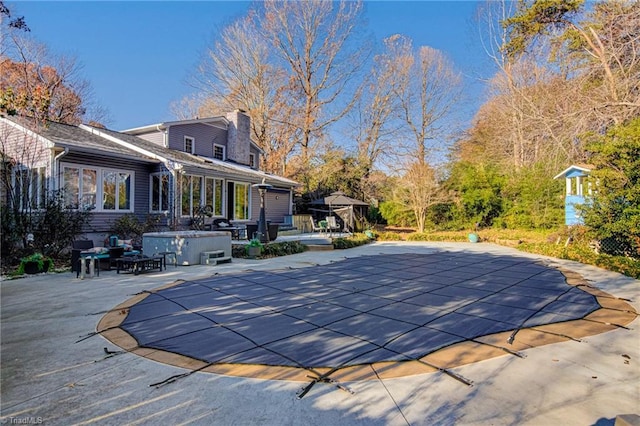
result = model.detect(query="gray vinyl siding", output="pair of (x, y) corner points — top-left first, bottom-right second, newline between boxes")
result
(248, 187), (259, 222)
(168, 124), (227, 157)
(264, 189), (291, 223)
(248, 188), (290, 224)
(136, 131), (165, 146)
(1, 119), (53, 208)
(0, 120), (51, 168)
(60, 153), (154, 234)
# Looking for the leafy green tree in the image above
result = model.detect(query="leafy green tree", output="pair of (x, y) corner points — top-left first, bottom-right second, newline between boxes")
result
(582, 118), (640, 257)
(500, 163), (564, 229)
(502, 0), (583, 59)
(447, 162), (506, 228)
(379, 200), (415, 228)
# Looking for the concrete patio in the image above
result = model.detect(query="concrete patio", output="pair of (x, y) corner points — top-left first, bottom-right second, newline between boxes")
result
(1, 242), (638, 425)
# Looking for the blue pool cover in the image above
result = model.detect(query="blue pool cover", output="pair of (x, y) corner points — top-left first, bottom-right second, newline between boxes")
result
(118, 252), (600, 369)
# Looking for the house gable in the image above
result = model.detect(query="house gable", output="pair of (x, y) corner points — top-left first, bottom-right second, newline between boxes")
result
(166, 123), (228, 158)
(122, 114), (259, 168)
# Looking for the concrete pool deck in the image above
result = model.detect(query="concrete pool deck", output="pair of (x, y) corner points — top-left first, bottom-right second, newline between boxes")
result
(1, 242), (639, 425)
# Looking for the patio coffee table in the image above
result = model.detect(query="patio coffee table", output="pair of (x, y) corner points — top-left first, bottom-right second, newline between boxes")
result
(116, 255), (164, 275)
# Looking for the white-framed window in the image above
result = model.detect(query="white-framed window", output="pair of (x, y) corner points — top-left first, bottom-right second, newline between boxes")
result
(61, 164), (133, 211)
(150, 173), (170, 212)
(213, 144), (225, 160)
(13, 165), (47, 210)
(63, 165), (97, 210)
(249, 153), (256, 168)
(184, 136), (194, 154)
(102, 170), (132, 210)
(231, 181), (250, 220)
(181, 174), (202, 217)
(205, 177), (224, 216)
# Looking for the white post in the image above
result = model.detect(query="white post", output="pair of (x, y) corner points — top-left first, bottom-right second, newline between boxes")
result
(79, 258), (85, 280)
(576, 176), (582, 196)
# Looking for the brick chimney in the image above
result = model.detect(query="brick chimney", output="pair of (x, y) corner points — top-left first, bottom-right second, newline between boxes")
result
(225, 110), (251, 165)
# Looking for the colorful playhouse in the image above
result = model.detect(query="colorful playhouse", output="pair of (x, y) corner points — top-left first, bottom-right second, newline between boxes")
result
(554, 164), (593, 225)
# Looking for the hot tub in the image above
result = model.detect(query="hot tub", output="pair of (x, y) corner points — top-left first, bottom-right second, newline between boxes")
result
(142, 231), (231, 266)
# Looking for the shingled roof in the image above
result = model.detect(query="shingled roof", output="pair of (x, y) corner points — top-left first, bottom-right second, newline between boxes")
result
(2, 115), (297, 187)
(84, 125), (298, 187)
(2, 116), (157, 163)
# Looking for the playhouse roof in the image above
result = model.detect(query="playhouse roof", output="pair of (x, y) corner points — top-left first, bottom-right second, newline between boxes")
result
(554, 164), (594, 180)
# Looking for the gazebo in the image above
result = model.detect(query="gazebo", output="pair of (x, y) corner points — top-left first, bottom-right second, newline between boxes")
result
(310, 191), (369, 232)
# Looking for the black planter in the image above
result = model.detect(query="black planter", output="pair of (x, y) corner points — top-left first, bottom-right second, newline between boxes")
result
(268, 224), (279, 241)
(23, 261), (49, 274)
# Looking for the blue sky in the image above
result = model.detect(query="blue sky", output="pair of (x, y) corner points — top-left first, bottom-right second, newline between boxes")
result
(8, 1), (496, 131)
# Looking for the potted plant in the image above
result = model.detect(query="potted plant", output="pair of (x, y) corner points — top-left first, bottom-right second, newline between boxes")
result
(18, 253), (54, 274)
(246, 238), (264, 258)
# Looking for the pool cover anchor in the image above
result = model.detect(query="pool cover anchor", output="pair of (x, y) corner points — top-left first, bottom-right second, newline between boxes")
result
(416, 358), (474, 387)
(150, 363), (214, 388)
(96, 347), (126, 362)
(297, 374), (355, 399)
(472, 339), (527, 358)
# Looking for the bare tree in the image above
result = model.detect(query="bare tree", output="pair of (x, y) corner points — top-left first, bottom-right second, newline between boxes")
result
(371, 35), (462, 232)
(262, 0), (370, 184)
(181, 10), (301, 175)
(471, 0), (639, 171)
(350, 36), (406, 179)
(394, 160), (450, 233)
(502, 0), (640, 126)
(383, 35), (463, 164)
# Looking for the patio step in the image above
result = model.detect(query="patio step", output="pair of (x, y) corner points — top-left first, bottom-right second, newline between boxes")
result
(278, 228), (302, 236)
(299, 237), (333, 251)
(200, 250), (232, 265)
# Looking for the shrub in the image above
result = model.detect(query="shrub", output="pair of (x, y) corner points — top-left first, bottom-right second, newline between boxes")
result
(333, 233), (370, 249)
(377, 231), (403, 241)
(582, 118), (640, 259)
(1, 190), (93, 266)
(262, 241), (307, 257)
(379, 200), (415, 227)
(518, 240), (640, 279)
(32, 191), (94, 258)
(107, 214), (162, 246)
(232, 241), (308, 259)
(405, 232), (469, 242)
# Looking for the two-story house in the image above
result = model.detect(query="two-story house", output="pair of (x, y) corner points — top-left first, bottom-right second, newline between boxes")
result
(0, 110), (298, 244)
